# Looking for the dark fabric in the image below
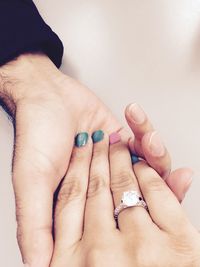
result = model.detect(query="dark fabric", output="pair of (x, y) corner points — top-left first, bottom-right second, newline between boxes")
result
(0, 0), (64, 68)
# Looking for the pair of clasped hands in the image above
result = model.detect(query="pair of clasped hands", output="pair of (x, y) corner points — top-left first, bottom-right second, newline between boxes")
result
(1, 53), (200, 267)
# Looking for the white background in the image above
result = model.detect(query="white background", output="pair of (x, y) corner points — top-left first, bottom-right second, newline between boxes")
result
(1, 1), (200, 266)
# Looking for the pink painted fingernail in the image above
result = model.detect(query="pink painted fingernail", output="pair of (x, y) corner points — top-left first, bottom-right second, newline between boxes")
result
(129, 103), (146, 124)
(109, 132), (121, 144)
(149, 131), (165, 157)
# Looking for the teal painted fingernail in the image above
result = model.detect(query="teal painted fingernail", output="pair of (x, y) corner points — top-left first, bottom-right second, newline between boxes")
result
(131, 154), (140, 164)
(75, 132), (89, 147)
(92, 130), (104, 143)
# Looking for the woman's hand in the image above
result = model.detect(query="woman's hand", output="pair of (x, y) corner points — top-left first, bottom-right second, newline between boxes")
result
(50, 131), (200, 267)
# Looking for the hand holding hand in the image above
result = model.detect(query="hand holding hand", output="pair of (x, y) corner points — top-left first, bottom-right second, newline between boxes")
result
(0, 53), (193, 266)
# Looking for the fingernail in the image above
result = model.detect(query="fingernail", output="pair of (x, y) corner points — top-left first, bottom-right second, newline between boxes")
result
(149, 131), (165, 157)
(131, 154), (140, 164)
(129, 103), (146, 124)
(75, 132), (89, 147)
(92, 130), (104, 143)
(109, 132), (121, 144)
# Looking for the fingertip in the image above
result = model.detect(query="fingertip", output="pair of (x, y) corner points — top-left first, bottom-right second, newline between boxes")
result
(96, 131), (109, 144)
(74, 132), (89, 148)
(71, 134), (93, 165)
(92, 130), (109, 156)
(125, 103), (146, 125)
(125, 103), (134, 116)
(125, 103), (134, 121)
(92, 130), (105, 144)
(109, 132), (121, 145)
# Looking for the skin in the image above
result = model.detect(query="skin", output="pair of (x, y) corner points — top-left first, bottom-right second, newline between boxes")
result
(50, 133), (200, 267)
(0, 53), (193, 266)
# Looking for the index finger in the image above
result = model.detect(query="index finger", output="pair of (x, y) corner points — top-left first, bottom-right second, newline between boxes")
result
(125, 103), (171, 179)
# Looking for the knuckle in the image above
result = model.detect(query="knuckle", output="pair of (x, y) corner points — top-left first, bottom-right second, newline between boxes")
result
(87, 173), (107, 197)
(111, 169), (133, 192)
(57, 178), (86, 205)
(145, 176), (166, 193)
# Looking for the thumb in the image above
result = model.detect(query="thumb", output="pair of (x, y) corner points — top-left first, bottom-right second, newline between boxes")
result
(11, 103), (75, 267)
(13, 164), (54, 267)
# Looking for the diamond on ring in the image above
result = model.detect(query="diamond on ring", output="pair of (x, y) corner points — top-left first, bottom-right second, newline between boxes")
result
(114, 190), (148, 220)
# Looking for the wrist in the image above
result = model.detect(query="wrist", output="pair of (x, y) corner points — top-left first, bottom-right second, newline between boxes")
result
(0, 52), (64, 115)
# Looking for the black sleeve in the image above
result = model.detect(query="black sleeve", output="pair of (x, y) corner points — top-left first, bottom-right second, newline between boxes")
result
(0, 0), (64, 68)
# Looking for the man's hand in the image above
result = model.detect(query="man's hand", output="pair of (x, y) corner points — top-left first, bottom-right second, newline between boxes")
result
(0, 53), (193, 267)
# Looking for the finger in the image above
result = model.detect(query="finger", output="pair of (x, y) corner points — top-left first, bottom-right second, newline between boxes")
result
(125, 103), (153, 153)
(84, 131), (115, 233)
(53, 133), (92, 255)
(125, 103), (171, 178)
(130, 130), (192, 202)
(12, 110), (77, 267)
(109, 134), (151, 233)
(134, 161), (190, 233)
(165, 168), (193, 202)
(140, 131), (171, 179)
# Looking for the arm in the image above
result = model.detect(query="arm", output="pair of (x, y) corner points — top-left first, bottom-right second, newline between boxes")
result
(0, 0), (63, 68)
